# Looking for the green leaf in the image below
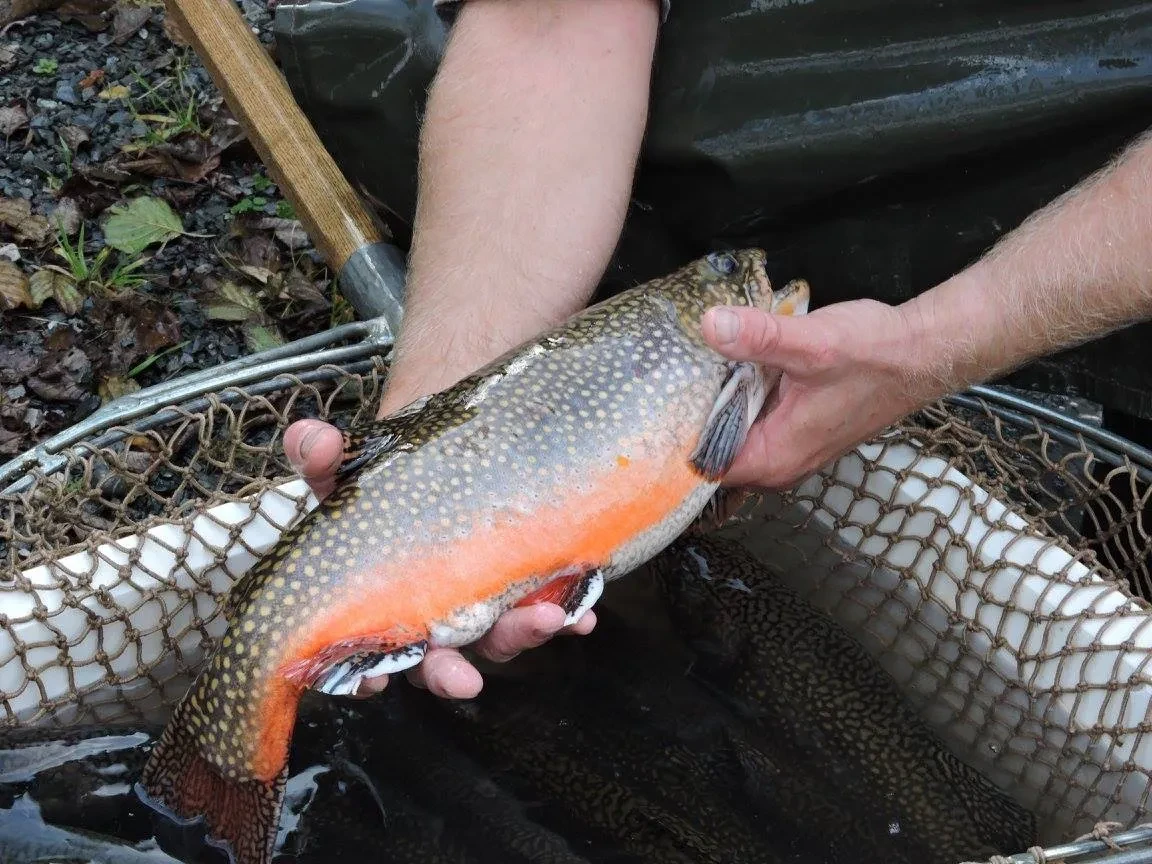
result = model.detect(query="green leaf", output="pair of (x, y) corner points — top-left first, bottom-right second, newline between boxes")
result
(244, 323), (284, 353)
(205, 280), (262, 322)
(102, 196), (184, 255)
(29, 269), (82, 314)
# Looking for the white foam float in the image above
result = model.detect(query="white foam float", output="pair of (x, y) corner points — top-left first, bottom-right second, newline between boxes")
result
(2, 434), (1150, 842)
(0, 478), (319, 727)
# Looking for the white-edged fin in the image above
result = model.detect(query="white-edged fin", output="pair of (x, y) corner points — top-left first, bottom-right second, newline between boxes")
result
(564, 571), (604, 627)
(690, 363), (758, 481)
(314, 642), (428, 696)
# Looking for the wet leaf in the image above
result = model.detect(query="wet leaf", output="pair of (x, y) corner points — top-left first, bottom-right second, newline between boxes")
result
(102, 195), (184, 254)
(281, 266), (327, 306)
(238, 264), (274, 285)
(29, 268), (82, 314)
(111, 1), (150, 44)
(58, 124), (90, 151)
(51, 198), (81, 236)
(205, 280), (261, 322)
(244, 323), (284, 353)
(0, 198), (53, 246)
(26, 347), (91, 403)
(162, 12), (189, 46)
(239, 230), (280, 272)
(0, 104), (27, 137)
(0, 261), (32, 310)
(0, 426), (24, 456)
(79, 68), (105, 89)
(53, 0), (114, 31)
(0, 0), (62, 28)
(0, 346), (40, 383)
(16, 214), (52, 246)
(97, 85), (130, 101)
(256, 216), (310, 251)
(98, 375), (140, 403)
(136, 302), (181, 354)
(0, 197), (31, 227)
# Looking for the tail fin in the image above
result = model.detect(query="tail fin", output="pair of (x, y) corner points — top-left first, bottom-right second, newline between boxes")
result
(138, 700), (288, 864)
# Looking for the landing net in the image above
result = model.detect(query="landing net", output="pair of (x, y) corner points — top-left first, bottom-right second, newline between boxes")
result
(2, 357), (1151, 857)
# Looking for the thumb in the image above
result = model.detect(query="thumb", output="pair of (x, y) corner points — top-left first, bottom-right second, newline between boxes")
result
(702, 306), (829, 375)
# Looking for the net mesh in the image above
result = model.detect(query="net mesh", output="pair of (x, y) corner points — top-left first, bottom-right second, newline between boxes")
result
(1, 356), (1151, 855)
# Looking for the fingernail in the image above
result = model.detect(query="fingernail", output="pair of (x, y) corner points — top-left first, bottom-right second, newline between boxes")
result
(710, 308), (741, 345)
(297, 426), (321, 461)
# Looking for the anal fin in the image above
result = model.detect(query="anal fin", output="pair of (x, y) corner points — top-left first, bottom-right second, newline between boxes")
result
(690, 363), (759, 481)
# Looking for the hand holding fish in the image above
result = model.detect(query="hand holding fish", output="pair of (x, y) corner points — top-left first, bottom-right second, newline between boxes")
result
(283, 418), (597, 702)
(700, 298), (929, 490)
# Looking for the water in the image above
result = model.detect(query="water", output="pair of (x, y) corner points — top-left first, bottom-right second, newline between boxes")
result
(0, 532), (1037, 864)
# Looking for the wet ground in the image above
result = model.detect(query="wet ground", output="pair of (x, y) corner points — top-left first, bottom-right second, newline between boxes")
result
(0, 0), (345, 461)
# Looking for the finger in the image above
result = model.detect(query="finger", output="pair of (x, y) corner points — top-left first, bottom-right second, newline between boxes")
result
(282, 419), (343, 499)
(408, 648), (484, 699)
(701, 306), (832, 376)
(471, 603), (567, 663)
(559, 609), (597, 636)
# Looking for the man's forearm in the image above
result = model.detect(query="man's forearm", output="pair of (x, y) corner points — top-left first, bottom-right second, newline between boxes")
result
(377, 0), (659, 417)
(905, 127), (1152, 399)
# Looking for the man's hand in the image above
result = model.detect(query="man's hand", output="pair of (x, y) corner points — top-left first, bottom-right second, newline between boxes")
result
(701, 299), (931, 490)
(281, 419), (597, 701)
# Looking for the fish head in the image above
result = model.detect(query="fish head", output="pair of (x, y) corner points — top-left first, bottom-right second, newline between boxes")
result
(655, 249), (810, 351)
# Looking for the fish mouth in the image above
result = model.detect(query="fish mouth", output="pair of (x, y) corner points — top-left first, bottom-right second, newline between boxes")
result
(770, 278), (811, 318)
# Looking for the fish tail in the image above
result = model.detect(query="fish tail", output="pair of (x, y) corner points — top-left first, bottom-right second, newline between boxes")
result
(138, 694), (290, 864)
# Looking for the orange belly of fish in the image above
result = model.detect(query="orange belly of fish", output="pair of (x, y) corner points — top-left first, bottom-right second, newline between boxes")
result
(249, 445), (702, 779)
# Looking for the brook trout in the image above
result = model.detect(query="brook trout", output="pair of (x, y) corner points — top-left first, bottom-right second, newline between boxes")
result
(137, 249), (810, 864)
(653, 535), (1039, 864)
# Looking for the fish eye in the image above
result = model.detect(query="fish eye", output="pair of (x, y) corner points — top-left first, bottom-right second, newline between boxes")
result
(706, 252), (738, 275)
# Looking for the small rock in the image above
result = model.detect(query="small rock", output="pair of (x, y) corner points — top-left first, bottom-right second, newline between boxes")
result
(82, 87), (96, 100)
(29, 114), (51, 129)
(0, 244), (19, 262)
(35, 99), (60, 111)
(6, 385), (25, 400)
(33, 34), (54, 48)
(23, 408), (43, 430)
(129, 120), (147, 138)
(53, 82), (79, 105)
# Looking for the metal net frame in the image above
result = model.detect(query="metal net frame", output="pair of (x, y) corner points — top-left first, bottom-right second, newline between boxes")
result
(2, 348), (1152, 862)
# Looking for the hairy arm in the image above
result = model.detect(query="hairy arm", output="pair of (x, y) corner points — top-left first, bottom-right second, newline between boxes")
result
(384, 0), (659, 411)
(285, 0), (660, 697)
(906, 128), (1152, 398)
(704, 127), (1152, 489)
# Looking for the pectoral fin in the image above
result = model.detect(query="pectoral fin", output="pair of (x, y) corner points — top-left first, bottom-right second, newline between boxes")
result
(690, 363), (759, 481)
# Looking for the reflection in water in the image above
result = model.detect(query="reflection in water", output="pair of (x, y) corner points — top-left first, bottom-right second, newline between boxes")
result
(0, 534), (1037, 864)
